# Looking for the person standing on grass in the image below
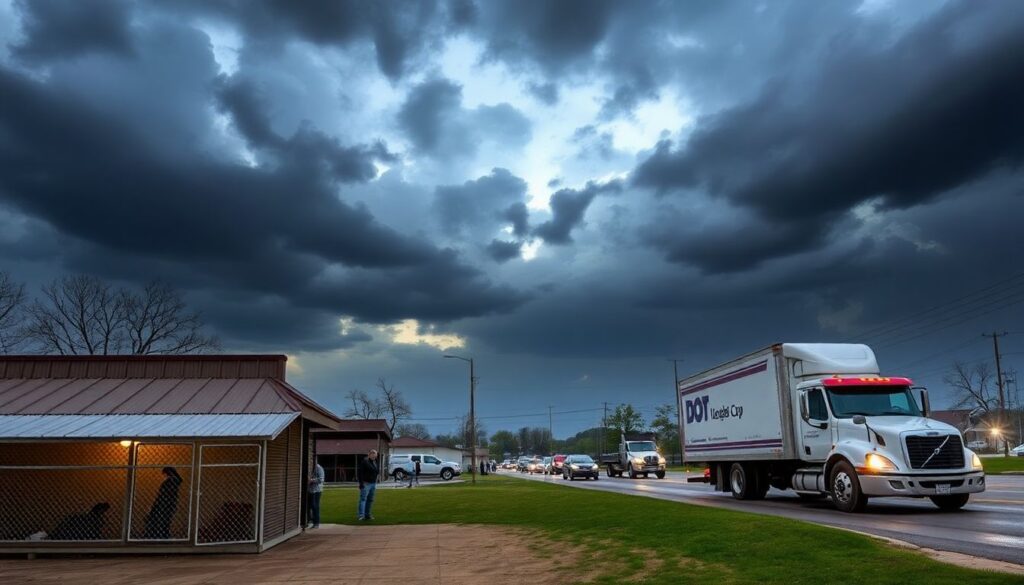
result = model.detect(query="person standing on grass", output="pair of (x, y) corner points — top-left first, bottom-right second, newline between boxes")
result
(308, 461), (324, 529)
(357, 449), (379, 521)
(414, 458), (421, 487)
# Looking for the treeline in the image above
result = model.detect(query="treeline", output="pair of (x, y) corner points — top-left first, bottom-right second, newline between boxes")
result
(0, 272), (219, 355)
(485, 402), (682, 460)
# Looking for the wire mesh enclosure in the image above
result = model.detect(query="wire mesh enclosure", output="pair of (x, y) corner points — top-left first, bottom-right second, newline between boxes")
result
(196, 444), (261, 546)
(0, 440), (265, 548)
(0, 442), (129, 542)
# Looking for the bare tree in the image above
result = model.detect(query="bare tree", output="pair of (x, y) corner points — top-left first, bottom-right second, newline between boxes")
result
(394, 423), (431, 440)
(22, 275), (219, 355)
(0, 272), (26, 353)
(945, 361), (997, 414)
(344, 389), (383, 419)
(376, 377), (411, 434)
(23, 275), (126, 355)
(122, 281), (219, 354)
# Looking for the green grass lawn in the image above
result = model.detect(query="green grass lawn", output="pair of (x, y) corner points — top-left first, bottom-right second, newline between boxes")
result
(981, 455), (1024, 474)
(320, 476), (1017, 585)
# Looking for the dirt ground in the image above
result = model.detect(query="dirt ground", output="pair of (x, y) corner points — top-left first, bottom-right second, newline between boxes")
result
(0, 524), (579, 585)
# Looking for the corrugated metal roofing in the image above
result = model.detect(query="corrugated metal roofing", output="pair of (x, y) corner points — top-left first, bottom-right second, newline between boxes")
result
(0, 412), (300, 440)
(0, 355), (345, 429)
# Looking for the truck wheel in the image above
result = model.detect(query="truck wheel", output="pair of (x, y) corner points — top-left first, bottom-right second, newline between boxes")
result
(628, 464), (638, 479)
(394, 469), (406, 481)
(829, 461), (868, 512)
(441, 468), (454, 481)
(643, 472), (649, 478)
(729, 463), (757, 500)
(655, 470), (665, 479)
(606, 467), (614, 478)
(930, 494), (970, 511)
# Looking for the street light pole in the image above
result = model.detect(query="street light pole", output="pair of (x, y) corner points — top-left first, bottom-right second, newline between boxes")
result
(445, 354), (476, 485)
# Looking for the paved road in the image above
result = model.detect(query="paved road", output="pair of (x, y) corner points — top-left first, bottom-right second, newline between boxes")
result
(506, 470), (1024, 565)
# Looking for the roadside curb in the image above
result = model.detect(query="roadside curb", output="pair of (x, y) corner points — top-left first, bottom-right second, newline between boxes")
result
(835, 527), (1024, 576)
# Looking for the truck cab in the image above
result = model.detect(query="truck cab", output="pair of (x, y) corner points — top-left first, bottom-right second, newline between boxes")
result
(792, 374), (984, 512)
(601, 433), (667, 479)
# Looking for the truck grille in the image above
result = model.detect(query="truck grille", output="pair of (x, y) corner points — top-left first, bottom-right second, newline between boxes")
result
(905, 435), (964, 469)
(644, 456), (659, 465)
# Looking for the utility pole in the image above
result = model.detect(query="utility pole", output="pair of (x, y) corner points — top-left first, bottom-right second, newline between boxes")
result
(668, 359), (683, 466)
(548, 405), (553, 454)
(444, 354), (477, 484)
(984, 332), (1009, 456)
(601, 402), (609, 456)
(470, 358), (476, 482)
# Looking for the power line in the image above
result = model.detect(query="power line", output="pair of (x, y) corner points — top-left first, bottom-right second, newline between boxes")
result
(847, 271), (1024, 342)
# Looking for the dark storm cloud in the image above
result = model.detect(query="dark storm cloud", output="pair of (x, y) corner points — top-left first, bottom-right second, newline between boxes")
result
(527, 81), (558, 105)
(477, 0), (616, 74)
(485, 240), (522, 263)
(633, 1), (1024, 272)
(204, 296), (373, 352)
(434, 168), (529, 236)
(534, 181), (621, 245)
(11, 0), (133, 61)
(218, 77), (395, 183)
(185, 0), (450, 80)
(0, 28), (527, 328)
(397, 78), (531, 160)
(501, 202), (530, 238)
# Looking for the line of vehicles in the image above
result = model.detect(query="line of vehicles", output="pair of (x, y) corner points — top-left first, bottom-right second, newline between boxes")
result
(502, 454), (600, 480)
(501, 343), (996, 515)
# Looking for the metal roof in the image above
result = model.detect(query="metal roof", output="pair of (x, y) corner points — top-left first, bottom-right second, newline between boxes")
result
(0, 412), (300, 440)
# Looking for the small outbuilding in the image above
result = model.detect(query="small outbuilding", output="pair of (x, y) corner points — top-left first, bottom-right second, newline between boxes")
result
(0, 355), (342, 554)
(313, 419), (392, 483)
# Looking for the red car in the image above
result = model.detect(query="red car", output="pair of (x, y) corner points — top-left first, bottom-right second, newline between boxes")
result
(550, 454), (567, 474)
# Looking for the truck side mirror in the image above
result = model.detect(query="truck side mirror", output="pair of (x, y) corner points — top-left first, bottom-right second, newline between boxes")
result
(799, 391), (809, 421)
(852, 414), (866, 425)
(913, 387), (930, 417)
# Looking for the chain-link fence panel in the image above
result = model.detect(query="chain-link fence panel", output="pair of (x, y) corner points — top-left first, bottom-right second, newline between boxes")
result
(129, 443), (194, 541)
(0, 467), (127, 542)
(196, 445), (260, 545)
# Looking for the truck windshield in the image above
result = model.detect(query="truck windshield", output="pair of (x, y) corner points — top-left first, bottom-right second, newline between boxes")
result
(626, 441), (657, 451)
(826, 386), (922, 418)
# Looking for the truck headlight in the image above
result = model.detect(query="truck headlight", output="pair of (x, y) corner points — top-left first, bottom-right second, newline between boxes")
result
(864, 452), (898, 472)
(971, 453), (983, 470)
(633, 457), (645, 466)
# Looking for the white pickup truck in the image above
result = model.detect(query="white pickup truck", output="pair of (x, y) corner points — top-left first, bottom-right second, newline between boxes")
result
(678, 343), (985, 512)
(600, 432), (667, 479)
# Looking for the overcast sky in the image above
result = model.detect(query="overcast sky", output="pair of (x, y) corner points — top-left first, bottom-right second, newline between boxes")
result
(1, 0), (1022, 438)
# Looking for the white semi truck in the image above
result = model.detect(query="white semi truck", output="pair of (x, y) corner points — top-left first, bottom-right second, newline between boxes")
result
(677, 343), (985, 512)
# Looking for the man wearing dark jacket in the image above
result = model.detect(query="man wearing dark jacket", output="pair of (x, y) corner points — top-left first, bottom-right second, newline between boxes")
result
(357, 449), (380, 521)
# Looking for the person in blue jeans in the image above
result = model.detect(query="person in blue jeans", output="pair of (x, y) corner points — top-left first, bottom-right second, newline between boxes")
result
(307, 461), (324, 529)
(357, 449), (380, 520)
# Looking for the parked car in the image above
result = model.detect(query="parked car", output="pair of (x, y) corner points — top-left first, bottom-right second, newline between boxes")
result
(542, 456), (553, 474)
(389, 454), (462, 481)
(501, 459), (515, 469)
(527, 457), (544, 474)
(563, 454), (599, 481)
(966, 440), (988, 451)
(1012, 444), (1024, 457)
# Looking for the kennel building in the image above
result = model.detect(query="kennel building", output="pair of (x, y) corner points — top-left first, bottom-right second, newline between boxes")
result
(0, 355), (343, 553)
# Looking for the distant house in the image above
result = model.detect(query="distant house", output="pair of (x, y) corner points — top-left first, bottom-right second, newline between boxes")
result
(929, 409), (972, 432)
(462, 446), (491, 472)
(389, 436), (463, 466)
(0, 354), (344, 554)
